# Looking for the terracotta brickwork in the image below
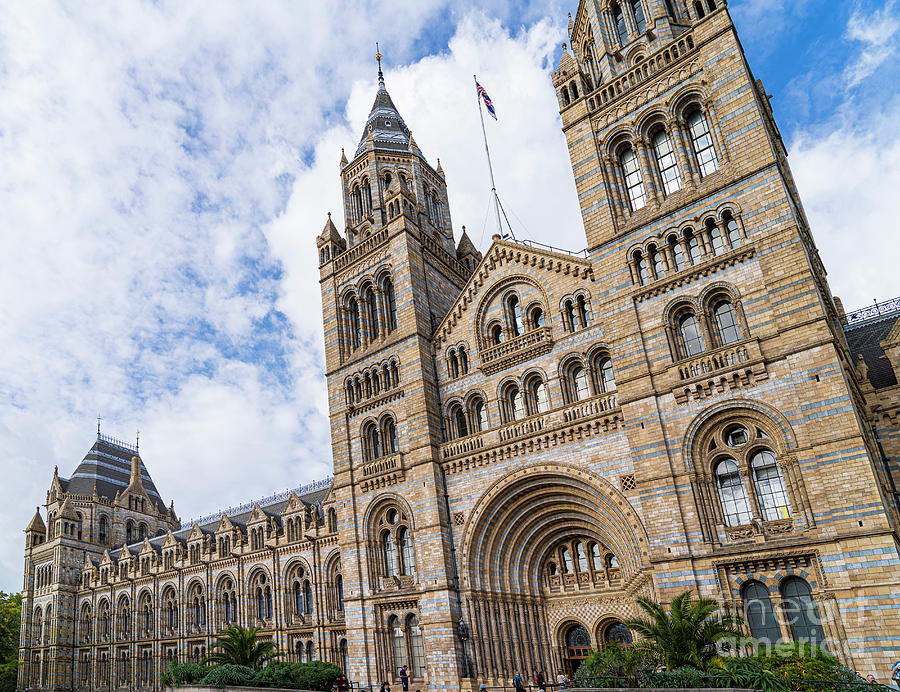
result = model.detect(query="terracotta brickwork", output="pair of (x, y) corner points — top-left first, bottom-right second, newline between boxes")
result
(19, 1), (900, 690)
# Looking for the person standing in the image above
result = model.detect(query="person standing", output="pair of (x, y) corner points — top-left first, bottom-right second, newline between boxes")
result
(557, 672), (568, 690)
(399, 666), (409, 692)
(536, 671), (546, 692)
(513, 672), (525, 692)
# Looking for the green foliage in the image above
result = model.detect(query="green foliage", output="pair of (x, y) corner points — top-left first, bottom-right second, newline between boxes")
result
(626, 591), (744, 671)
(0, 593), (21, 692)
(750, 644), (863, 684)
(203, 625), (278, 670)
(160, 661), (209, 686)
(254, 660), (344, 691)
(198, 663), (257, 688)
(722, 657), (790, 692)
(642, 666), (708, 689)
(574, 642), (661, 688)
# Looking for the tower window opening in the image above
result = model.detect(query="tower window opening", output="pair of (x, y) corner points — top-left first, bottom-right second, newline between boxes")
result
(687, 109), (719, 176)
(631, 0), (647, 34)
(652, 130), (682, 194)
(620, 147), (647, 210)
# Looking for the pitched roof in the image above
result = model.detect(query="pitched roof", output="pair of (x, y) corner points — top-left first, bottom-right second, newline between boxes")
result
(26, 507), (46, 534)
(354, 73), (411, 158)
(63, 437), (167, 513)
(843, 312), (900, 390)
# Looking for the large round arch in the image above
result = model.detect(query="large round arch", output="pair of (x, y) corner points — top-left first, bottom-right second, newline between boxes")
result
(461, 463), (651, 596)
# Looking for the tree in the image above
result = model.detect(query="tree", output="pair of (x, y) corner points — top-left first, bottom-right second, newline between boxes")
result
(626, 590), (743, 671)
(203, 625), (278, 670)
(0, 592), (22, 692)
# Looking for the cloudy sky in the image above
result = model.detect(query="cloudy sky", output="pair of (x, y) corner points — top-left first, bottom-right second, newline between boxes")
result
(0, 0), (898, 590)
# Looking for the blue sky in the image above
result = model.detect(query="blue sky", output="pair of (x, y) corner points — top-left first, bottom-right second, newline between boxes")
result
(0, 0), (897, 590)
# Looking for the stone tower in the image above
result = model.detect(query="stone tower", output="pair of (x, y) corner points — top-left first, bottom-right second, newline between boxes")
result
(317, 57), (481, 686)
(19, 436), (178, 690)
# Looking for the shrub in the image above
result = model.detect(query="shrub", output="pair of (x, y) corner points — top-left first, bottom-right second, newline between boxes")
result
(752, 643), (860, 683)
(0, 661), (18, 692)
(574, 643), (661, 688)
(198, 664), (257, 688)
(160, 661), (208, 687)
(723, 658), (789, 692)
(255, 661), (297, 687)
(642, 666), (707, 689)
(292, 660), (344, 691)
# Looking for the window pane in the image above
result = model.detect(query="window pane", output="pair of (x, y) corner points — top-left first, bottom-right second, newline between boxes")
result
(743, 581), (782, 645)
(687, 234), (702, 264)
(600, 358), (616, 392)
(679, 313), (704, 356)
(390, 616), (408, 670)
(726, 217), (741, 247)
(621, 148), (646, 210)
(572, 366), (590, 401)
(576, 542), (589, 571)
(752, 450), (791, 520)
(782, 578), (827, 647)
(671, 240), (686, 270)
(715, 459), (752, 526)
(533, 381), (549, 413)
(614, 6), (628, 45)
(631, 0), (646, 33)
(408, 616), (426, 678)
(709, 226), (726, 255)
(637, 256), (650, 285)
(714, 300), (741, 345)
(561, 547), (573, 573)
(687, 110), (719, 176)
(652, 131), (681, 194)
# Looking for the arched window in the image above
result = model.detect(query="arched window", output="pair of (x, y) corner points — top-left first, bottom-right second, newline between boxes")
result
(595, 356), (616, 392)
(383, 278), (397, 331)
(306, 640), (314, 661)
(724, 213), (741, 248)
(561, 546), (574, 573)
(715, 459), (751, 526)
(567, 363), (591, 402)
(631, 0), (647, 33)
(449, 350), (459, 378)
(529, 306), (546, 329)
(408, 614), (426, 678)
(398, 527), (415, 575)
(98, 515), (108, 544)
(576, 542), (589, 571)
(678, 310), (704, 357)
(635, 251), (650, 285)
(590, 543), (602, 570)
(613, 3), (628, 45)
(470, 397), (488, 432)
(564, 299), (577, 331)
(336, 575), (344, 611)
(489, 323), (504, 345)
(364, 422), (381, 461)
(652, 130), (681, 194)
(713, 298), (741, 345)
(687, 109), (719, 176)
(781, 578), (826, 646)
(742, 581), (781, 645)
(256, 588), (265, 620)
(669, 236), (686, 271)
(685, 229), (702, 264)
(651, 245), (666, 278)
(450, 404), (468, 439)
(340, 638), (349, 674)
(138, 523), (145, 541)
(349, 297), (361, 349)
(365, 286), (379, 340)
(126, 521), (133, 544)
(294, 581), (303, 617)
(459, 347), (468, 374)
(569, 81), (579, 100)
(751, 450), (790, 520)
(620, 146), (646, 210)
(694, 1), (706, 19)
(576, 295), (589, 328)
(390, 615), (408, 671)
(527, 375), (550, 414)
(383, 417), (398, 454)
(707, 220), (726, 255)
(665, 0), (679, 19)
(506, 294), (524, 337)
(503, 384), (525, 422)
(304, 581), (313, 614)
(383, 530), (398, 578)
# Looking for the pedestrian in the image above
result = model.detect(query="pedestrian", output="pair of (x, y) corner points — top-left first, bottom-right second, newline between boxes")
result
(536, 671), (546, 692)
(399, 666), (409, 692)
(556, 672), (568, 690)
(479, 685), (487, 692)
(513, 671), (525, 692)
(866, 675), (876, 683)
(379, 682), (391, 692)
(336, 676), (349, 692)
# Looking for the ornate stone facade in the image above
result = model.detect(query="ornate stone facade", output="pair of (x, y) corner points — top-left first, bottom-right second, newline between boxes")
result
(19, 1), (900, 690)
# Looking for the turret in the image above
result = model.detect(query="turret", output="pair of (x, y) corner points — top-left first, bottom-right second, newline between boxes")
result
(25, 506), (46, 549)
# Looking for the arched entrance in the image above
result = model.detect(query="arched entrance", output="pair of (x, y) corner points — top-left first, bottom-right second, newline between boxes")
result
(564, 624), (592, 676)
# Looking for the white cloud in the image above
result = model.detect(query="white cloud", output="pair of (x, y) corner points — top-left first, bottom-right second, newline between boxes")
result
(844, 0), (900, 87)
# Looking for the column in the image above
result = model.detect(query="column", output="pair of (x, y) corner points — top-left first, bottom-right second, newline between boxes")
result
(636, 136), (661, 205)
(670, 118), (699, 187)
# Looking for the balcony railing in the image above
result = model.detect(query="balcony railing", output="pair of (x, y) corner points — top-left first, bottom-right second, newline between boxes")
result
(498, 415), (545, 442)
(562, 391), (619, 423)
(676, 341), (751, 381)
(333, 228), (389, 272)
(480, 327), (553, 374)
(361, 453), (402, 478)
(359, 453), (405, 492)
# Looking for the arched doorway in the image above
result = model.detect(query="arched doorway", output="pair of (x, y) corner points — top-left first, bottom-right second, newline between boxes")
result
(564, 624), (592, 676)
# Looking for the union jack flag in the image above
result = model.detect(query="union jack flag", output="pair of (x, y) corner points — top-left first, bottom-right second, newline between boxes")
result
(476, 80), (497, 120)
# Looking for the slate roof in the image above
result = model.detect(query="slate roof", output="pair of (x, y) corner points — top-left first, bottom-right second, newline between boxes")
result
(354, 73), (411, 158)
(843, 312), (900, 390)
(63, 437), (167, 512)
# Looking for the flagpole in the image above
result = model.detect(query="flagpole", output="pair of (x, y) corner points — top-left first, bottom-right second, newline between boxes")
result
(474, 75), (506, 238)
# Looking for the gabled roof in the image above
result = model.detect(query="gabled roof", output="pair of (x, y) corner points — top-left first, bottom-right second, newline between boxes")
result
(63, 436), (167, 513)
(354, 70), (411, 158)
(432, 236), (594, 348)
(26, 507), (46, 534)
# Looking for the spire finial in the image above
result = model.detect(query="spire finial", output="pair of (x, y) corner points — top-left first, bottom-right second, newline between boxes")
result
(97, 415), (102, 437)
(375, 43), (384, 86)
(135, 429), (140, 451)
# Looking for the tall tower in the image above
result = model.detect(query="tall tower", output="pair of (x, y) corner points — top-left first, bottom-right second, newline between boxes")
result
(317, 56), (480, 687)
(551, 0), (900, 671)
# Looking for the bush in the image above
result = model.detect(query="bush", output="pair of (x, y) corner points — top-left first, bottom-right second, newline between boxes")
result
(722, 658), (789, 692)
(292, 660), (344, 691)
(255, 661), (297, 687)
(642, 667), (707, 689)
(160, 661), (208, 687)
(751, 643), (862, 683)
(198, 664), (257, 688)
(574, 643), (661, 688)
(0, 661), (18, 692)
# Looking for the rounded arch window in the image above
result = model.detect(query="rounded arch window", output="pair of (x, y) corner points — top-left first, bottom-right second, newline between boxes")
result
(724, 424), (749, 448)
(652, 129), (681, 194)
(686, 108), (719, 176)
(604, 622), (633, 645)
(669, 235), (686, 271)
(751, 449), (790, 520)
(382, 530), (398, 578)
(620, 145), (646, 210)
(560, 546), (574, 573)
(503, 384), (525, 422)
(470, 397), (488, 432)
(489, 322), (504, 345)
(677, 309), (704, 357)
(506, 294), (524, 337)
(781, 577), (826, 646)
(567, 362), (591, 402)
(566, 624), (591, 648)
(529, 305), (546, 329)
(723, 212), (741, 248)
(714, 458), (751, 526)
(526, 375), (550, 414)
(712, 298), (741, 345)
(742, 581), (781, 645)
(450, 404), (468, 439)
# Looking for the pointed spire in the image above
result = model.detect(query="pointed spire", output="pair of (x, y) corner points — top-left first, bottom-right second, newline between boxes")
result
(436, 158), (444, 177)
(375, 43), (385, 89)
(129, 456), (144, 491)
(319, 212), (343, 245)
(568, 12), (573, 38)
(340, 148), (348, 167)
(355, 47), (412, 158)
(456, 225), (482, 263)
(26, 507), (46, 534)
